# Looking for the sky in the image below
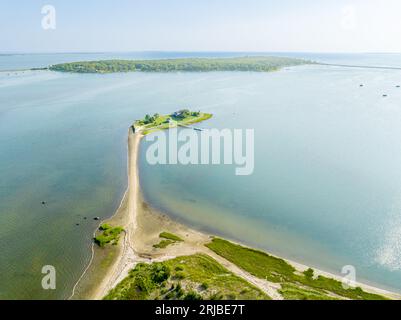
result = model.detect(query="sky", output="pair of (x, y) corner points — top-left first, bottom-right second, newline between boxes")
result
(1, 0), (401, 53)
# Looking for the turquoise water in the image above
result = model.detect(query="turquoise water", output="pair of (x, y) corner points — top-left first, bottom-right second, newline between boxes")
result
(139, 65), (401, 292)
(0, 69), (195, 299)
(1, 53), (401, 298)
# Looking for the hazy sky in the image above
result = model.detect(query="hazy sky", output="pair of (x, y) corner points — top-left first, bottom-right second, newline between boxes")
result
(1, 0), (401, 53)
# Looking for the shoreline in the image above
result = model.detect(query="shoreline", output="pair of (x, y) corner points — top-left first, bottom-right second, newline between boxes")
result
(74, 128), (401, 300)
(86, 130), (143, 299)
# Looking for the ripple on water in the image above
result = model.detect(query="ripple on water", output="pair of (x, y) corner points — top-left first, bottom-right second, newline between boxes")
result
(375, 203), (401, 271)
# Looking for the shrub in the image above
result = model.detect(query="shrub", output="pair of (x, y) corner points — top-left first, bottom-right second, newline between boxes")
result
(94, 224), (124, 247)
(184, 291), (203, 300)
(174, 271), (186, 280)
(200, 282), (209, 290)
(151, 264), (170, 283)
(175, 265), (184, 271)
(99, 224), (112, 231)
(209, 293), (224, 300)
(303, 268), (314, 280)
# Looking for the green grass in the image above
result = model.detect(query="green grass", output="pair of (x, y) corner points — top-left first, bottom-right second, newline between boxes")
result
(104, 262), (170, 300)
(94, 224), (124, 248)
(49, 56), (311, 74)
(206, 238), (295, 282)
(163, 254), (269, 300)
(160, 232), (183, 242)
(152, 232), (184, 249)
(153, 240), (175, 249)
(279, 283), (338, 300)
(104, 254), (269, 300)
(206, 238), (388, 300)
(134, 111), (212, 135)
(295, 273), (388, 300)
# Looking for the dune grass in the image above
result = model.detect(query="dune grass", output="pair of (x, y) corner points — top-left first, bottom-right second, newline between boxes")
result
(160, 232), (183, 242)
(153, 232), (184, 249)
(206, 238), (295, 282)
(279, 283), (338, 300)
(206, 238), (388, 300)
(153, 240), (175, 249)
(104, 253), (269, 300)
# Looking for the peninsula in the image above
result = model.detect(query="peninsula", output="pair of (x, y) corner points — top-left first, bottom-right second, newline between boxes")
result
(70, 110), (400, 301)
(47, 56), (311, 74)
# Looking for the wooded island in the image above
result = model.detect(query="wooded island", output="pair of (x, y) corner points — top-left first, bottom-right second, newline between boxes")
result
(48, 56), (311, 73)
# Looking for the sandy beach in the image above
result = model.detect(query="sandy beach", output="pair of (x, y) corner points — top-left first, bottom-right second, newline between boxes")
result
(72, 128), (401, 301)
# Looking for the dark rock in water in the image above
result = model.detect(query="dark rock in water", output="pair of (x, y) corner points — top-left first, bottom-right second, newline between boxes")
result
(76, 223), (80, 226)
(41, 201), (47, 205)
(94, 217), (100, 221)
(83, 217), (87, 220)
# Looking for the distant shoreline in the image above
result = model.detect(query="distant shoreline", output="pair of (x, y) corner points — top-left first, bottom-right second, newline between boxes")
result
(47, 56), (312, 74)
(4, 55), (401, 74)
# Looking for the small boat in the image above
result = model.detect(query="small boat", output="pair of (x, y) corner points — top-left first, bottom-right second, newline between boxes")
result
(360, 84), (364, 87)
(94, 217), (100, 221)
(396, 85), (400, 88)
(383, 94), (388, 97)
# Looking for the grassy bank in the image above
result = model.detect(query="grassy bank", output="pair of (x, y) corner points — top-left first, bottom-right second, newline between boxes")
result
(206, 238), (388, 300)
(104, 254), (269, 300)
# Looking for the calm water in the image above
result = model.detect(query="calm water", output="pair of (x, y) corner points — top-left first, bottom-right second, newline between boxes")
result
(1, 53), (401, 298)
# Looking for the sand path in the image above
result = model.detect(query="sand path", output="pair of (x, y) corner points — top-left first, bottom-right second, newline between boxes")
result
(82, 129), (400, 300)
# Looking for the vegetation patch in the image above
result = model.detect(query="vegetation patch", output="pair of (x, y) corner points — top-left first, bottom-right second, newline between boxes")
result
(153, 232), (184, 249)
(104, 254), (269, 300)
(153, 240), (175, 249)
(160, 232), (184, 242)
(133, 110), (212, 135)
(206, 238), (387, 300)
(104, 262), (170, 300)
(206, 238), (295, 282)
(94, 224), (124, 248)
(279, 283), (337, 300)
(296, 272), (387, 300)
(49, 56), (311, 74)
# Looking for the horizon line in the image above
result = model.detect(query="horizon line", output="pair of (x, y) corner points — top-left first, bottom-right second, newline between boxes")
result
(1, 50), (401, 56)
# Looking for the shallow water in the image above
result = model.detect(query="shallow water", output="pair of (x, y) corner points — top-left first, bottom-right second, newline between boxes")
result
(139, 65), (401, 292)
(1, 53), (401, 298)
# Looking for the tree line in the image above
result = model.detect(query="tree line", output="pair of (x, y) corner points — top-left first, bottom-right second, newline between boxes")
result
(49, 56), (312, 74)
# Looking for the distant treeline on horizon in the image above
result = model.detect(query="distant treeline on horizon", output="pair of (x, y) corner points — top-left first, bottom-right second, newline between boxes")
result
(47, 56), (312, 73)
